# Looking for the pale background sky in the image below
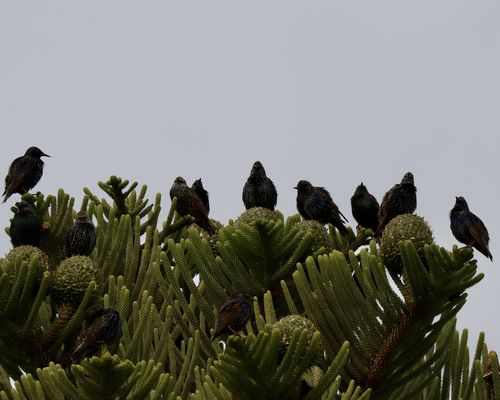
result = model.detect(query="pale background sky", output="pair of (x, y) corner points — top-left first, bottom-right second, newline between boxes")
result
(1, 1), (499, 351)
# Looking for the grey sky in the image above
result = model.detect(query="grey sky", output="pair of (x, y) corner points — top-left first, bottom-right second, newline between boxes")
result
(1, 1), (500, 350)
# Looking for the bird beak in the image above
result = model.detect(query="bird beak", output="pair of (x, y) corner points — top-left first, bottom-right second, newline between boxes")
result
(293, 186), (298, 190)
(42, 153), (50, 158)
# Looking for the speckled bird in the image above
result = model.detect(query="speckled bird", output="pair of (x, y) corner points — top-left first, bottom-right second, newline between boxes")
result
(295, 180), (349, 236)
(3, 147), (50, 203)
(375, 172), (416, 238)
(10, 201), (42, 247)
(450, 196), (492, 261)
(170, 177), (215, 234)
(351, 183), (379, 232)
(191, 178), (210, 214)
(70, 305), (121, 359)
(210, 292), (251, 341)
(64, 211), (97, 257)
(242, 161), (277, 210)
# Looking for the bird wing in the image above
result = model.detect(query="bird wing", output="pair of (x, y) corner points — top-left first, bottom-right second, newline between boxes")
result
(187, 189), (208, 216)
(211, 298), (243, 339)
(306, 188), (347, 224)
(466, 214), (492, 258)
(3, 169), (28, 203)
(3, 157), (30, 199)
(377, 185), (397, 228)
(304, 191), (330, 220)
(266, 177), (278, 208)
(316, 187), (347, 221)
(71, 311), (116, 356)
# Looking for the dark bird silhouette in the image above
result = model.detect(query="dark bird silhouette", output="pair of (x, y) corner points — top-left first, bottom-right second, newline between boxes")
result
(10, 201), (42, 247)
(375, 172), (417, 238)
(64, 211), (97, 257)
(450, 196), (492, 261)
(211, 292), (251, 341)
(3, 147), (50, 203)
(191, 178), (210, 214)
(351, 183), (379, 232)
(70, 305), (121, 360)
(242, 161), (277, 210)
(295, 180), (349, 236)
(170, 177), (215, 234)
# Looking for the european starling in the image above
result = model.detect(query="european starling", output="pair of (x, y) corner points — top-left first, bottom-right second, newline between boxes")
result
(191, 178), (210, 214)
(10, 201), (42, 247)
(294, 180), (349, 236)
(64, 211), (97, 257)
(70, 305), (121, 359)
(351, 183), (379, 232)
(242, 161), (278, 210)
(210, 292), (251, 341)
(170, 177), (215, 234)
(375, 172), (416, 238)
(3, 147), (50, 203)
(450, 196), (492, 261)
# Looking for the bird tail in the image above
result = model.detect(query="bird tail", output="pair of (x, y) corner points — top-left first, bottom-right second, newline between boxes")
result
(205, 220), (216, 235)
(2, 188), (12, 203)
(334, 222), (349, 237)
(339, 210), (349, 223)
(374, 223), (385, 239)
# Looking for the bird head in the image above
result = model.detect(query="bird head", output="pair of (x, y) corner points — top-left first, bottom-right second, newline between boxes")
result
(354, 182), (368, 194)
(454, 196), (469, 211)
(294, 180), (314, 193)
(25, 147), (50, 158)
(192, 178), (204, 189)
(75, 211), (92, 224)
(14, 201), (34, 213)
(231, 291), (252, 303)
(401, 172), (414, 185)
(250, 161), (266, 177)
(174, 177), (186, 185)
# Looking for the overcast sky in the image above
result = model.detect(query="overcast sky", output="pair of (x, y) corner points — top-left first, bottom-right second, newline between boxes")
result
(1, 1), (499, 351)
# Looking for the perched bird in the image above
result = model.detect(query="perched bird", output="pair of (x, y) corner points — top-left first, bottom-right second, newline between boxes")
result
(69, 305), (121, 359)
(350, 183), (379, 232)
(64, 211), (97, 257)
(211, 292), (251, 341)
(295, 180), (349, 236)
(191, 178), (210, 214)
(170, 177), (215, 234)
(375, 172), (416, 238)
(242, 161), (277, 210)
(10, 201), (42, 247)
(450, 196), (492, 261)
(3, 147), (50, 203)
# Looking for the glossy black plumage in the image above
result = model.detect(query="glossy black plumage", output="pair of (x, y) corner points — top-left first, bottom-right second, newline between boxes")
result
(242, 161), (277, 210)
(170, 177), (215, 234)
(64, 211), (96, 257)
(191, 178), (210, 214)
(351, 183), (379, 232)
(450, 196), (492, 261)
(210, 292), (251, 341)
(3, 147), (50, 203)
(70, 305), (121, 359)
(10, 201), (42, 247)
(295, 180), (349, 236)
(375, 172), (416, 238)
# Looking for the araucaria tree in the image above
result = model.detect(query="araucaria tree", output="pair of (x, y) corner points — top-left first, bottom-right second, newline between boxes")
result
(0, 176), (498, 399)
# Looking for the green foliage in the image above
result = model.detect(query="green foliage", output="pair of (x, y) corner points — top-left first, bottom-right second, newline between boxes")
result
(0, 176), (496, 399)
